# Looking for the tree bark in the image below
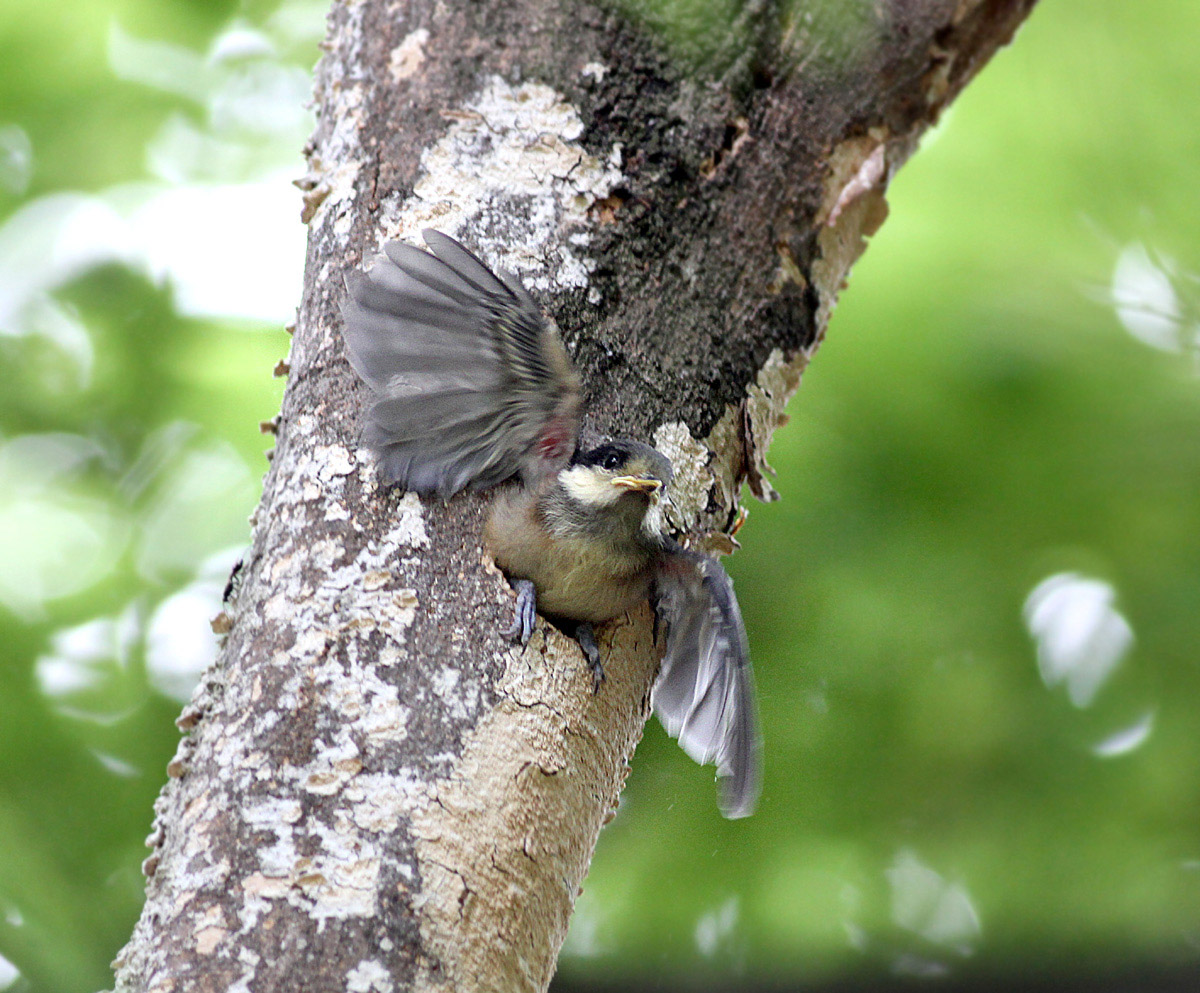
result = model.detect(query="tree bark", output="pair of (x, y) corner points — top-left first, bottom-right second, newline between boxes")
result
(112, 1), (1037, 991)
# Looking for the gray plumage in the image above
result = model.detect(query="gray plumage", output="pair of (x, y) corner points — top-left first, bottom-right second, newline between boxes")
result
(341, 230), (762, 817)
(653, 548), (760, 818)
(341, 230), (581, 497)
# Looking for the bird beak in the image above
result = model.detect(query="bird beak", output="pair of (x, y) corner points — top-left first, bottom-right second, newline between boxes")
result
(611, 475), (662, 494)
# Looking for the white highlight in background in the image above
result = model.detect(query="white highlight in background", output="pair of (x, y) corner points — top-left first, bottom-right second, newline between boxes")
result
(1024, 572), (1133, 709)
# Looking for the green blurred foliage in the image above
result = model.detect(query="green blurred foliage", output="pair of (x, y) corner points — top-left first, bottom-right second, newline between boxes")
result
(561, 1), (1200, 988)
(1, 1), (1199, 992)
(0, 0), (305, 990)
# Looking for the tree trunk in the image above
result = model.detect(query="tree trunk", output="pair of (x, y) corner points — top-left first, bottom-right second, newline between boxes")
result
(112, 1), (1037, 990)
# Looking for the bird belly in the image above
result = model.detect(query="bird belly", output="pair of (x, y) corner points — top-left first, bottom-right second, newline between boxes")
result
(528, 538), (653, 622)
(485, 495), (652, 623)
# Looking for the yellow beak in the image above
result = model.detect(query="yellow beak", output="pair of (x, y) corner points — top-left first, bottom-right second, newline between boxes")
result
(611, 475), (662, 494)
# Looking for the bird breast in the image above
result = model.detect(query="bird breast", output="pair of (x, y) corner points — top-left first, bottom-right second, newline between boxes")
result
(484, 489), (655, 624)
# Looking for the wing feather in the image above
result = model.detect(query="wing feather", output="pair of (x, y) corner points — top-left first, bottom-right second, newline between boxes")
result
(341, 230), (582, 495)
(653, 548), (762, 819)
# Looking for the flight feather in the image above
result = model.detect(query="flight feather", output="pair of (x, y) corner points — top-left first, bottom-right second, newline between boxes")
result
(340, 230), (582, 496)
(653, 548), (762, 818)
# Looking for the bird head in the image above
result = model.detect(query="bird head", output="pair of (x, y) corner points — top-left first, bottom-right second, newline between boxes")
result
(558, 440), (674, 537)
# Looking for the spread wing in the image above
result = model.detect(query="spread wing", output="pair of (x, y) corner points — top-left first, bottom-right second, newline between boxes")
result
(340, 230), (582, 496)
(653, 548), (762, 818)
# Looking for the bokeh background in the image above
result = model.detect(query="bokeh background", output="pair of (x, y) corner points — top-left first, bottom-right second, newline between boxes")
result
(2, 2), (1198, 991)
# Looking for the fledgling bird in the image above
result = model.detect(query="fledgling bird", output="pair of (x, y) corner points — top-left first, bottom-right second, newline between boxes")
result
(340, 230), (761, 818)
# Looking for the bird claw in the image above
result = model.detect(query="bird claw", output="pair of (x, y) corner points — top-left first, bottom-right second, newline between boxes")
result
(504, 586), (604, 692)
(504, 579), (537, 645)
(576, 622), (605, 694)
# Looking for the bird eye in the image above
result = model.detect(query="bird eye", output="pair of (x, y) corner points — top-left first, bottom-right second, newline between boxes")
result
(602, 451), (622, 471)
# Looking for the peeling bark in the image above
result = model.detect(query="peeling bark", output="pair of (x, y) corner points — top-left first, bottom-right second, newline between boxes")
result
(112, 1), (1038, 991)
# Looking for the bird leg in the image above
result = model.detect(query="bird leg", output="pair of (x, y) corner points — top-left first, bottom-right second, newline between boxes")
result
(502, 582), (604, 693)
(504, 579), (537, 644)
(575, 622), (605, 694)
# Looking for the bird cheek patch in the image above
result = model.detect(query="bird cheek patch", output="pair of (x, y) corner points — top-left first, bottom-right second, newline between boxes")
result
(559, 465), (622, 507)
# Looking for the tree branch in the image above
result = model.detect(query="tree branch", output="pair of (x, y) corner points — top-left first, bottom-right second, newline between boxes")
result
(113, 1), (1038, 990)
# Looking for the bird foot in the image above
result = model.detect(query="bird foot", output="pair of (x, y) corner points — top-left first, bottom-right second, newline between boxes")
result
(504, 579), (537, 644)
(576, 622), (605, 694)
